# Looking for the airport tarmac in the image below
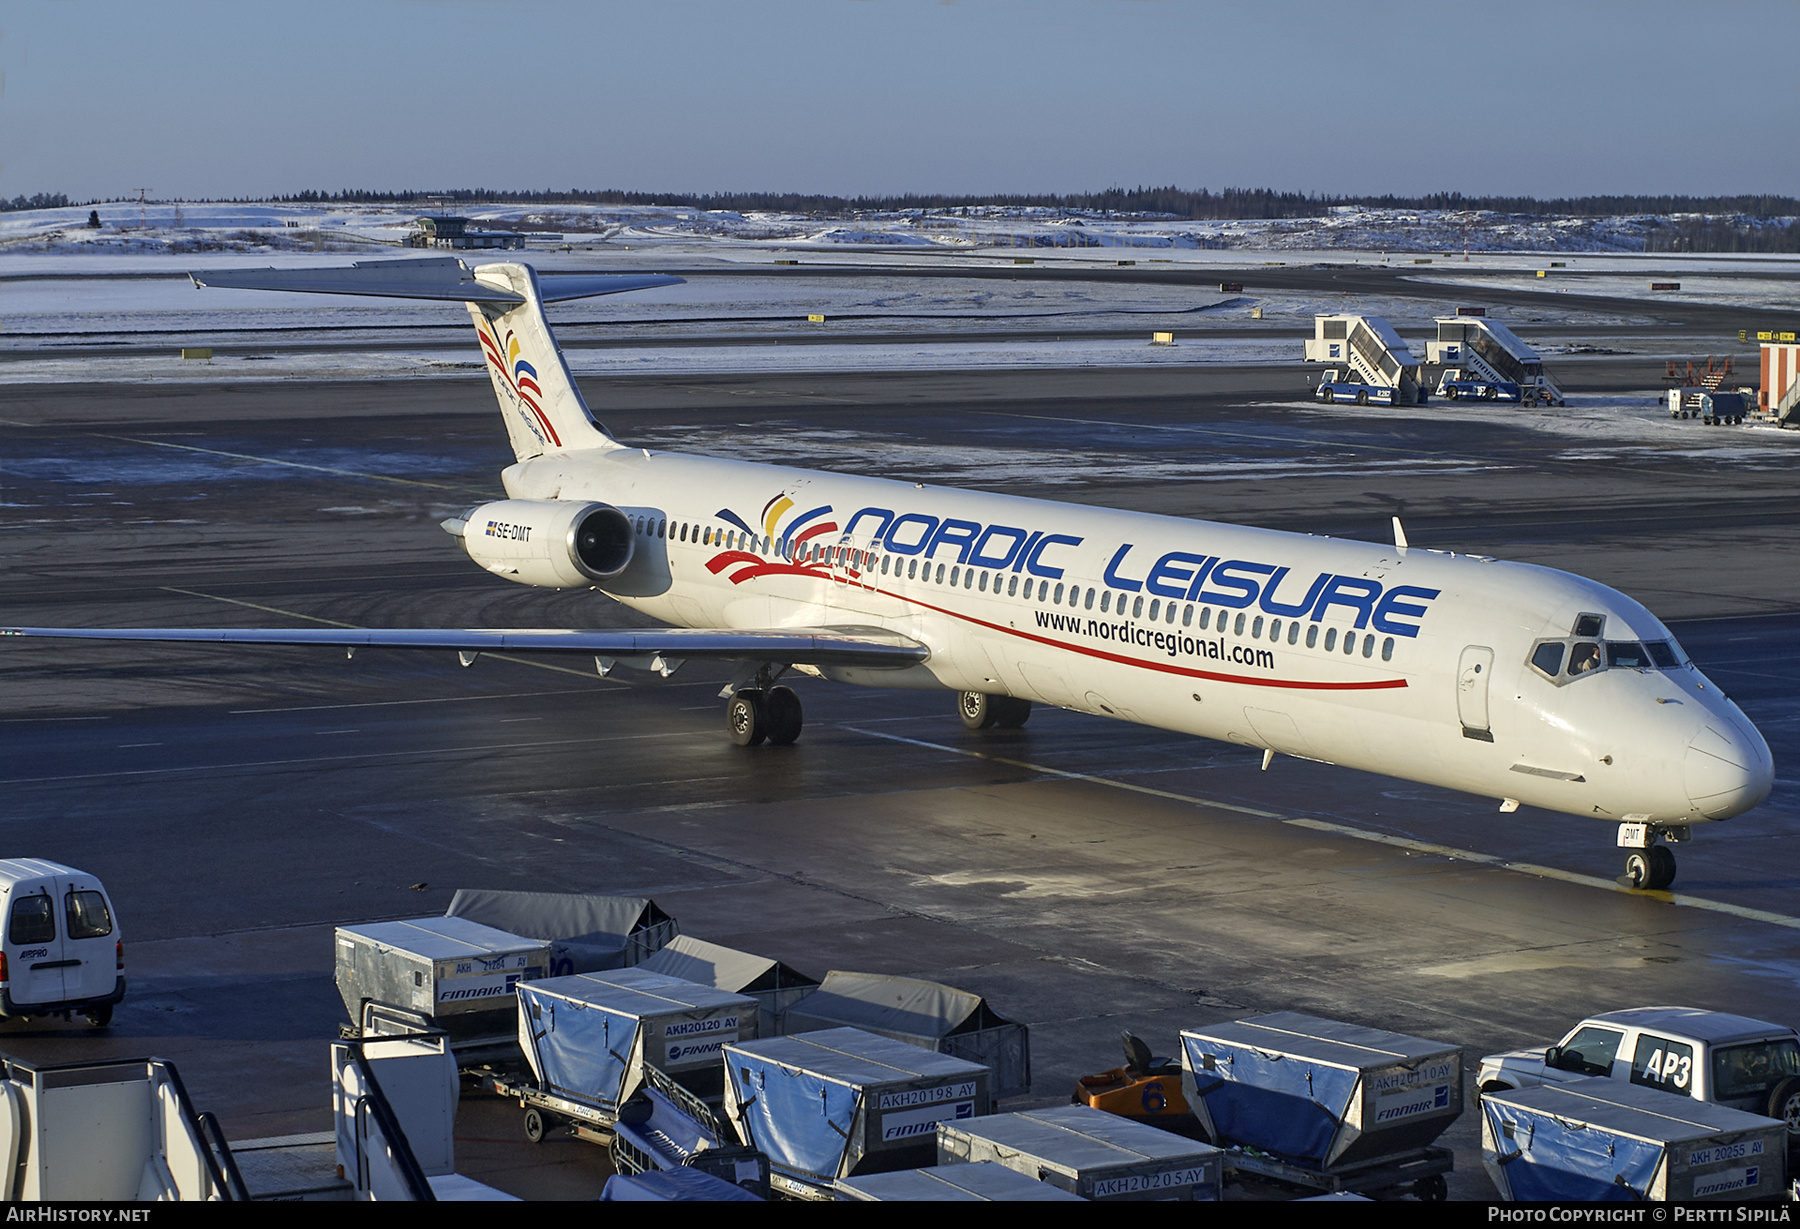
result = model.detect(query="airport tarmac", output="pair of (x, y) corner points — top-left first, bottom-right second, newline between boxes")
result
(2, 329), (1798, 1197)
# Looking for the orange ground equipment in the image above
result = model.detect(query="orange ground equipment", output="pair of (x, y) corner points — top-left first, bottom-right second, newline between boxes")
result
(1072, 1032), (1202, 1137)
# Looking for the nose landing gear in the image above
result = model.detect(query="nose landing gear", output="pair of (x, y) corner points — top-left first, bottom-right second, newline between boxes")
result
(1619, 822), (1685, 891)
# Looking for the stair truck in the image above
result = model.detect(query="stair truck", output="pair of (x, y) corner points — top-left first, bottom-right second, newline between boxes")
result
(1305, 315), (1426, 406)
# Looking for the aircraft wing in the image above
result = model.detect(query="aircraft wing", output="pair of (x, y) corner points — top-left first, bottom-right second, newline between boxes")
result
(189, 257), (684, 303)
(0, 624), (927, 668)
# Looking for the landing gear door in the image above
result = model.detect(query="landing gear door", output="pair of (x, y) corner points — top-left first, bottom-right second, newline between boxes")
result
(1457, 645), (1495, 741)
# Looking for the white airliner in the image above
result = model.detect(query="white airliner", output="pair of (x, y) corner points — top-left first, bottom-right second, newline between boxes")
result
(3, 258), (1773, 890)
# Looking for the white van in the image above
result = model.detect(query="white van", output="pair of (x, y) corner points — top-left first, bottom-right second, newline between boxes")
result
(0, 860), (124, 1027)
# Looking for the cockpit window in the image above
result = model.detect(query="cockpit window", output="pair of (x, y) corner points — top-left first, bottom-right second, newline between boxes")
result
(1645, 640), (1680, 668)
(1568, 642), (1603, 675)
(1530, 642), (1565, 678)
(1573, 613), (1605, 637)
(1607, 641), (1651, 668)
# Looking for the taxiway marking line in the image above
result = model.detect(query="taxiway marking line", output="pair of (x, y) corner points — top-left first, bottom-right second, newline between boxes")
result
(159, 587), (620, 683)
(846, 726), (1800, 932)
(93, 434), (493, 494)
(0, 730), (691, 786)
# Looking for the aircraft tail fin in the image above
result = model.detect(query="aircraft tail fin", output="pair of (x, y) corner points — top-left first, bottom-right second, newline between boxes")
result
(467, 263), (629, 461)
(189, 257), (684, 462)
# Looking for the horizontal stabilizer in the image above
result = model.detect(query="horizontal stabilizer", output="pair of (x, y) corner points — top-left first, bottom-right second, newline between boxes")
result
(1, 625), (927, 669)
(190, 257), (683, 304)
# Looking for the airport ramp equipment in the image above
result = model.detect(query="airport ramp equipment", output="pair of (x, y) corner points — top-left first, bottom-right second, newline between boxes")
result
(601, 1167), (765, 1201)
(0, 1055), (248, 1200)
(328, 1009), (518, 1200)
(1428, 316), (1566, 405)
(782, 971), (1030, 1098)
(938, 1104), (1224, 1201)
(836, 1161), (1087, 1201)
(1482, 1076), (1788, 1202)
(445, 889), (677, 975)
(1180, 1012), (1463, 1172)
(609, 1076), (773, 1198)
(722, 1026), (993, 1199)
(1304, 314), (1425, 405)
(519, 968), (757, 1114)
(638, 936), (820, 1036)
(335, 917), (550, 1049)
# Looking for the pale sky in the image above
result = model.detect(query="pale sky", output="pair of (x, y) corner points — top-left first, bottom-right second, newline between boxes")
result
(4, 0), (1795, 203)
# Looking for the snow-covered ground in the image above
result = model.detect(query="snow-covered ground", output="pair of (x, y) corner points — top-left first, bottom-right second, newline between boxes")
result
(5, 199), (1799, 264)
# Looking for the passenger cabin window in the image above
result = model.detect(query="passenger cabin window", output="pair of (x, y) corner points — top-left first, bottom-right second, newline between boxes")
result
(66, 890), (113, 940)
(8, 895), (55, 945)
(1551, 1026), (1625, 1077)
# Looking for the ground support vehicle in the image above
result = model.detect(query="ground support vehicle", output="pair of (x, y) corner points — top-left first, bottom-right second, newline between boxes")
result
(1073, 1031), (1201, 1136)
(1304, 315), (1426, 405)
(1180, 1012), (1461, 1201)
(1428, 316), (1565, 406)
(938, 1104), (1223, 1201)
(1477, 1006), (1800, 1162)
(1482, 1076), (1788, 1201)
(0, 859), (124, 1027)
(1437, 374), (1523, 403)
(1314, 370), (1396, 406)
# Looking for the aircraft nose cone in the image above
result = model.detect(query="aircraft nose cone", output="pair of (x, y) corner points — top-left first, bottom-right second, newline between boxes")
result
(1685, 720), (1774, 819)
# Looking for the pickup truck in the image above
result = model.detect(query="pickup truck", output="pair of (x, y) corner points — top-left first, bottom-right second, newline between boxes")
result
(1478, 1007), (1800, 1153)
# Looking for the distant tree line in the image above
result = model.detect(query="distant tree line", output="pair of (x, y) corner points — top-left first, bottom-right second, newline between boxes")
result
(1, 192), (72, 212)
(1641, 215), (1800, 253)
(264, 185), (1800, 223)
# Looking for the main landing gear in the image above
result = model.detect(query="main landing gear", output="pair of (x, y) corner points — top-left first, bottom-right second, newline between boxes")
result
(1619, 822), (1686, 891)
(727, 685), (803, 747)
(958, 691), (1031, 731)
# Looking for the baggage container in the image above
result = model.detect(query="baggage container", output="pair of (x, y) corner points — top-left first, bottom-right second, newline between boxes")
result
(519, 968), (757, 1114)
(937, 1104), (1222, 1200)
(784, 971), (1030, 1096)
(1483, 1076), (1789, 1201)
(638, 936), (819, 1035)
(334, 917), (548, 1042)
(1180, 1012), (1462, 1170)
(723, 1026), (992, 1199)
(836, 1161), (1086, 1201)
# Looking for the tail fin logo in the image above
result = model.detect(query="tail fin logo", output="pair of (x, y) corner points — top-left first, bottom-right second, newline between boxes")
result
(478, 318), (561, 449)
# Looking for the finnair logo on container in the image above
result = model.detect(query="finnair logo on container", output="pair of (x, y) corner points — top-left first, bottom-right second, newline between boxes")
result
(666, 1034), (737, 1064)
(1373, 1083), (1451, 1123)
(1693, 1166), (1758, 1196)
(880, 1100), (975, 1142)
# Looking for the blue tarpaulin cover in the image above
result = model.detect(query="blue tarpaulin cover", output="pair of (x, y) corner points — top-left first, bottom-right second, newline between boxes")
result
(600, 1168), (762, 1201)
(1180, 1012), (1461, 1169)
(1482, 1077), (1786, 1202)
(725, 1027), (991, 1186)
(518, 969), (755, 1113)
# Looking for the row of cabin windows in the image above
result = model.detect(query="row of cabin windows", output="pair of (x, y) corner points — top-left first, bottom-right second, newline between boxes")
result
(645, 519), (1398, 661)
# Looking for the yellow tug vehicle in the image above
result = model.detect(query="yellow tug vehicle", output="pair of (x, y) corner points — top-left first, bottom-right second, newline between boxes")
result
(1073, 1033), (1204, 1137)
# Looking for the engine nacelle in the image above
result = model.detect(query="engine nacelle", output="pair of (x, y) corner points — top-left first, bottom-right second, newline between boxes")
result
(453, 499), (634, 589)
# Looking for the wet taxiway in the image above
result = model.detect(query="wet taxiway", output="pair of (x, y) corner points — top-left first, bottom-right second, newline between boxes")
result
(1, 358), (1796, 1199)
